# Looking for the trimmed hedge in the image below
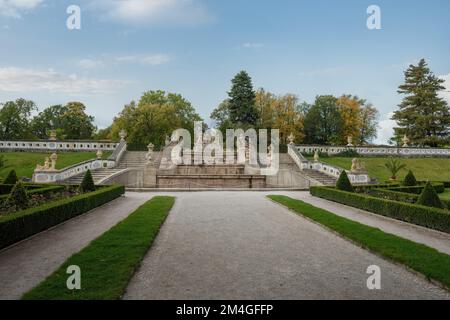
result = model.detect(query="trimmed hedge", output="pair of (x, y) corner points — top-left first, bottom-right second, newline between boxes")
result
(0, 185), (125, 250)
(367, 188), (450, 210)
(310, 186), (450, 233)
(354, 183), (400, 193)
(386, 183), (445, 195)
(0, 185), (66, 206)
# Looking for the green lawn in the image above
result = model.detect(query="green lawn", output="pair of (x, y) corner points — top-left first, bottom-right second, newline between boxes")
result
(306, 156), (450, 182)
(0, 152), (111, 179)
(269, 195), (450, 290)
(440, 189), (450, 201)
(23, 196), (175, 300)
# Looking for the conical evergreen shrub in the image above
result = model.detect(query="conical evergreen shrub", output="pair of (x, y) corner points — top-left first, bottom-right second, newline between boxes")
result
(403, 170), (417, 186)
(4, 169), (18, 185)
(8, 181), (29, 209)
(336, 170), (354, 192)
(80, 170), (96, 193)
(416, 182), (444, 209)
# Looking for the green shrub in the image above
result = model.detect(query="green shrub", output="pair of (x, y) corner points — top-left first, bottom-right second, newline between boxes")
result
(386, 183), (445, 194)
(403, 170), (417, 186)
(80, 170), (96, 193)
(416, 182), (444, 209)
(366, 188), (450, 210)
(4, 170), (18, 185)
(0, 154), (6, 169)
(0, 185), (125, 250)
(336, 171), (354, 192)
(310, 187), (450, 233)
(7, 181), (29, 209)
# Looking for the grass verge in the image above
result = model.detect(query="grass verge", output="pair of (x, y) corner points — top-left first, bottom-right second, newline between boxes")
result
(23, 196), (175, 300)
(268, 195), (450, 290)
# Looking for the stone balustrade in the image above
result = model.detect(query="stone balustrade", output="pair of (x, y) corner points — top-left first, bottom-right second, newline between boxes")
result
(288, 144), (371, 184)
(32, 140), (127, 184)
(0, 140), (118, 152)
(295, 145), (450, 157)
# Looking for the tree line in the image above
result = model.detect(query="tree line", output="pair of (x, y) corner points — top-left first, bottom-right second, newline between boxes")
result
(0, 58), (447, 147)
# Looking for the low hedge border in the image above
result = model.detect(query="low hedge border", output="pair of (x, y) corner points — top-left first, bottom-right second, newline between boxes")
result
(385, 183), (445, 195)
(0, 185), (66, 204)
(310, 186), (450, 233)
(366, 188), (450, 210)
(268, 195), (450, 290)
(0, 183), (48, 195)
(0, 185), (125, 250)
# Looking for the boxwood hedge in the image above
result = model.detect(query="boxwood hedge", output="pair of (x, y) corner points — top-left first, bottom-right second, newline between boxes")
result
(385, 182), (445, 194)
(310, 186), (450, 233)
(0, 185), (125, 250)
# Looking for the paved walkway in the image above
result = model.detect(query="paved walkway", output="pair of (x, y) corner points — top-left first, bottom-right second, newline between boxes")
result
(288, 192), (450, 255)
(124, 192), (450, 300)
(0, 192), (153, 300)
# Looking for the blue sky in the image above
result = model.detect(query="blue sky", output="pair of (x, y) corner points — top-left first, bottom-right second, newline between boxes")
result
(0, 0), (449, 143)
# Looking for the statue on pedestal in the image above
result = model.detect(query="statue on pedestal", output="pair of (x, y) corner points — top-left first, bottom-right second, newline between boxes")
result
(287, 133), (295, 145)
(351, 158), (367, 173)
(314, 150), (320, 162)
(96, 150), (103, 159)
(146, 143), (155, 165)
(35, 157), (50, 171)
(50, 153), (58, 171)
(402, 134), (410, 148)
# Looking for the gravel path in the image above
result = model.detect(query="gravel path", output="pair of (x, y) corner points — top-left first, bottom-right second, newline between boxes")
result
(0, 192), (154, 300)
(123, 192), (450, 300)
(288, 191), (450, 255)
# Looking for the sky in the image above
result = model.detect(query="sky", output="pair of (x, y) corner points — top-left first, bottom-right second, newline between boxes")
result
(0, 0), (449, 144)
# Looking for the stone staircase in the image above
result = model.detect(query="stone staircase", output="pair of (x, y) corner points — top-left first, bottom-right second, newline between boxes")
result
(63, 168), (126, 185)
(63, 151), (147, 185)
(116, 151), (147, 169)
(302, 169), (337, 186)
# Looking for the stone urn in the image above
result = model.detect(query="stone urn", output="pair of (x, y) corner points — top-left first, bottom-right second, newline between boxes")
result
(347, 135), (354, 147)
(402, 134), (410, 148)
(96, 150), (103, 159)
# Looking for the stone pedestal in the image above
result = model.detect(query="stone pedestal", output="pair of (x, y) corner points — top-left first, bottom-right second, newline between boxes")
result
(143, 165), (157, 187)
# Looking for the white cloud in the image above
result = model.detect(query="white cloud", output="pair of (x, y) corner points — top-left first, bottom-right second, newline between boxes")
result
(241, 42), (264, 49)
(375, 112), (397, 145)
(0, 67), (127, 94)
(0, 0), (43, 18)
(116, 54), (171, 66)
(78, 59), (105, 69)
(88, 0), (212, 26)
(439, 74), (450, 105)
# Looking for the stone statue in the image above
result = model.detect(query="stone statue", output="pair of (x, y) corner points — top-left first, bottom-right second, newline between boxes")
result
(287, 133), (295, 145)
(50, 153), (58, 171)
(49, 130), (57, 141)
(96, 150), (103, 159)
(35, 157), (50, 171)
(146, 143), (155, 165)
(165, 135), (170, 146)
(402, 134), (410, 148)
(351, 158), (367, 173)
(314, 150), (320, 162)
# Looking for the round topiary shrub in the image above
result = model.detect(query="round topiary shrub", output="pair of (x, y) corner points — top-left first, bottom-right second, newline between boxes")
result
(403, 170), (417, 186)
(336, 170), (354, 192)
(80, 170), (96, 193)
(416, 182), (444, 209)
(4, 169), (18, 185)
(7, 181), (29, 210)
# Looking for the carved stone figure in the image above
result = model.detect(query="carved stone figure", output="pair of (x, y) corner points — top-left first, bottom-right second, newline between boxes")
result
(402, 134), (410, 148)
(351, 158), (367, 173)
(314, 150), (320, 162)
(146, 143), (155, 165)
(288, 133), (295, 145)
(96, 150), (103, 159)
(50, 153), (58, 171)
(35, 157), (50, 171)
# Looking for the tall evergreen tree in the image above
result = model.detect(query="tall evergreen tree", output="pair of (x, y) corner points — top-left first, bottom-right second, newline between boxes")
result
(227, 71), (259, 128)
(392, 59), (450, 147)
